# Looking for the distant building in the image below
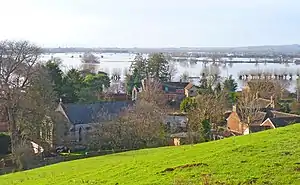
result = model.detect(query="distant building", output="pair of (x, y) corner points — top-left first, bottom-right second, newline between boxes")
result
(55, 101), (131, 145)
(226, 104), (300, 135)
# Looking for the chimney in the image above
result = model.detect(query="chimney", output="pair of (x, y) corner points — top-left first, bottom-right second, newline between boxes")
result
(270, 95), (273, 102)
(232, 105), (237, 112)
(247, 116), (250, 124)
(270, 95), (275, 108)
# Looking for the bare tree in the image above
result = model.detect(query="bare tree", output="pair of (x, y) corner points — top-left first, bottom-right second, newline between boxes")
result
(139, 78), (167, 108)
(80, 63), (97, 74)
(236, 91), (261, 133)
(245, 79), (289, 100)
(180, 71), (190, 82)
(187, 93), (227, 141)
(0, 41), (42, 155)
(0, 41), (59, 170)
(90, 78), (169, 150)
(167, 62), (177, 81)
(81, 52), (100, 64)
(17, 64), (57, 149)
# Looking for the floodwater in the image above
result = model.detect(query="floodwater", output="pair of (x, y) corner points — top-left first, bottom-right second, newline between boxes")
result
(41, 53), (300, 91)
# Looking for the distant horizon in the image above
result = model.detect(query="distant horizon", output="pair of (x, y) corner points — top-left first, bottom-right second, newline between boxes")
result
(43, 44), (300, 49)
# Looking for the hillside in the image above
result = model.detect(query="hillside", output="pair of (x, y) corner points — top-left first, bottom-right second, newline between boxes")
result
(1, 125), (300, 185)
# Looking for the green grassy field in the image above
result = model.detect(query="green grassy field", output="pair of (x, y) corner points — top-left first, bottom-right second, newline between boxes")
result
(1, 125), (300, 185)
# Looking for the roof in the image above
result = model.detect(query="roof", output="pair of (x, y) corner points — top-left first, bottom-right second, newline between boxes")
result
(267, 117), (300, 128)
(251, 111), (267, 125)
(255, 98), (273, 109)
(163, 82), (190, 88)
(270, 110), (300, 118)
(184, 83), (194, 90)
(162, 82), (189, 94)
(233, 108), (267, 125)
(249, 125), (266, 133)
(59, 101), (131, 125)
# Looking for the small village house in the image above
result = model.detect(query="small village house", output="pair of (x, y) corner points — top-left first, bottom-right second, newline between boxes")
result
(184, 83), (198, 97)
(260, 115), (300, 129)
(227, 104), (300, 135)
(134, 79), (197, 108)
(55, 101), (131, 146)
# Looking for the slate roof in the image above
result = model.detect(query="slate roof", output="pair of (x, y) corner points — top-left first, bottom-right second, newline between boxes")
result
(162, 82), (189, 94)
(163, 82), (190, 88)
(268, 117), (300, 128)
(270, 110), (300, 118)
(251, 111), (268, 125)
(60, 101), (131, 125)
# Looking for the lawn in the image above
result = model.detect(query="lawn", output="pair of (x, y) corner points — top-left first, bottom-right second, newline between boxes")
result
(1, 125), (300, 185)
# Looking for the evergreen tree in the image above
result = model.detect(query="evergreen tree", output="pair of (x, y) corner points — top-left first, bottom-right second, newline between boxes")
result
(147, 53), (170, 82)
(223, 75), (238, 92)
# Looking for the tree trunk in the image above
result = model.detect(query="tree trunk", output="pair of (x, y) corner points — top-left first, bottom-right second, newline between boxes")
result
(7, 104), (22, 169)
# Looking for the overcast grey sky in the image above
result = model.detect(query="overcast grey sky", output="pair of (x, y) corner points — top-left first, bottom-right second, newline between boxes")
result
(0, 0), (299, 47)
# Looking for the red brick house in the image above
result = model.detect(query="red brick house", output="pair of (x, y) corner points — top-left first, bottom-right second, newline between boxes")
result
(227, 103), (300, 135)
(226, 106), (267, 135)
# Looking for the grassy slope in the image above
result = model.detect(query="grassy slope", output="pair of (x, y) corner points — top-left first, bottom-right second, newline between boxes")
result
(1, 125), (300, 185)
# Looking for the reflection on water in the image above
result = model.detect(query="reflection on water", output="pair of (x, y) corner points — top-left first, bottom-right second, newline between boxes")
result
(41, 53), (300, 91)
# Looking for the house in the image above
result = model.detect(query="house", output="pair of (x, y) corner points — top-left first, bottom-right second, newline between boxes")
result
(184, 83), (198, 97)
(136, 79), (196, 108)
(162, 82), (190, 100)
(260, 114), (300, 129)
(56, 101), (131, 145)
(226, 96), (277, 135)
(226, 106), (268, 135)
(226, 103), (300, 135)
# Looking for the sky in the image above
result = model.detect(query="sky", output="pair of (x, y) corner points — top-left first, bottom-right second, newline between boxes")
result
(0, 0), (299, 48)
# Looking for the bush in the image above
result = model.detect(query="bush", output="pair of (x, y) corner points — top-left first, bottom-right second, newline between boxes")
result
(0, 133), (11, 154)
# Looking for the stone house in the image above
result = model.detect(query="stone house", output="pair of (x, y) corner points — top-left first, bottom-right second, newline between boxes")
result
(55, 101), (131, 146)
